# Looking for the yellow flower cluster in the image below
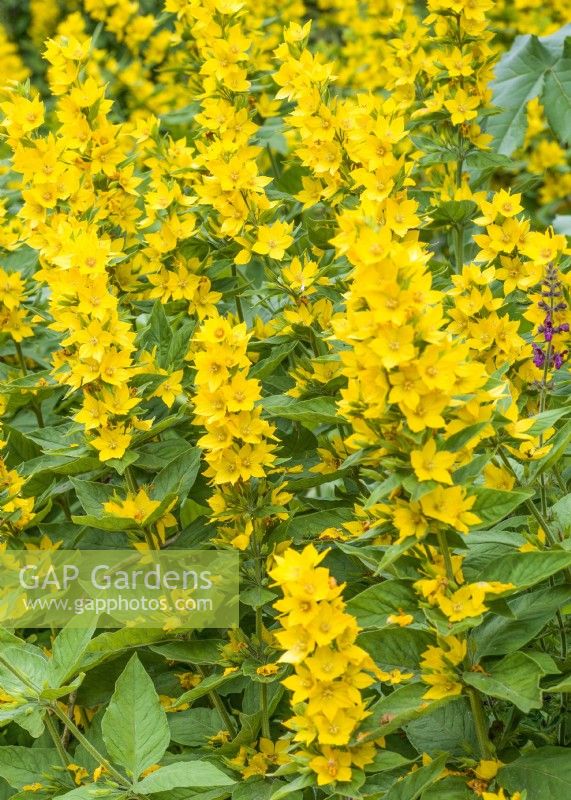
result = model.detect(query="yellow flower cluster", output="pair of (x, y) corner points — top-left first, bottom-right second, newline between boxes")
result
(0, 267), (33, 343)
(270, 544), (384, 785)
(190, 316), (276, 488)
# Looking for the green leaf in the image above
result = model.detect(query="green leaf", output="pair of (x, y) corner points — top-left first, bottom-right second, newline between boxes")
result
(471, 488), (533, 525)
(150, 639), (224, 665)
(54, 788), (123, 800)
(249, 341), (297, 379)
(358, 628), (432, 671)
(144, 302), (173, 369)
(346, 581), (419, 628)
(101, 654), (170, 780)
(545, 674), (571, 692)
(49, 621), (96, 686)
(0, 644), (47, 696)
(360, 683), (449, 739)
(149, 447), (201, 501)
(81, 629), (171, 672)
(169, 708), (224, 747)
(404, 698), (478, 757)
(463, 652), (547, 713)
(173, 670), (241, 707)
(544, 39), (571, 143)
(134, 761), (234, 793)
(384, 753), (446, 800)
(428, 201), (477, 227)
(0, 747), (61, 789)
(270, 774), (313, 800)
(465, 550), (571, 589)
(498, 746), (571, 800)
(528, 420), (571, 482)
(70, 478), (115, 516)
(488, 34), (553, 153)
(262, 395), (338, 427)
(471, 586), (571, 657)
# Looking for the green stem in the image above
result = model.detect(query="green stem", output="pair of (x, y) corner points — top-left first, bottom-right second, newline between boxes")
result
(467, 688), (493, 759)
(50, 703), (131, 788)
(197, 666), (237, 738)
(125, 466), (138, 495)
(44, 712), (71, 769)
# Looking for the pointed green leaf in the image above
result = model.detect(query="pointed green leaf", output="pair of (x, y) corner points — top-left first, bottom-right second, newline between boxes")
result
(134, 761), (234, 793)
(101, 654), (170, 780)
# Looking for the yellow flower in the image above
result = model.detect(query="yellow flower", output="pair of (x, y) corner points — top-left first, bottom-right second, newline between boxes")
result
(90, 427), (132, 462)
(153, 369), (184, 408)
(252, 221), (294, 260)
(410, 439), (455, 484)
(103, 489), (160, 525)
(444, 89), (480, 125)
(309, 747), (352, 786)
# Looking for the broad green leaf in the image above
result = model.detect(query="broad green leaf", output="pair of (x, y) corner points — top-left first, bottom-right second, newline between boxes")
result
(528, 420), (571, 482)
(358, 628), (432, 671)
(545, 674), (571, 693)
(404, 698), (478, 757)
(471, 488), (533, 525)
(0, 747), (61, 789)
(270, 774), (313, 800)
(55, 788), (123, 800)
(0, 644), (47, 696)
(551, 493), (571, 537)
(543, 39), (571, 142)
(365, 751), (413, 774)
(101, 654), (170, 780)
(471, 586), (571, 657)
(498, 746), (571, 800)
(143, 302), (173, 369)
(346, 581), (419, 628)
(465, 550), (571, 589)
(262, 395), (338, 426)
(169, 708), (224, 747)
(488, 34), (553, 154)
(275, 508), (353, 542)
(421, 777), (475, 800)
(384, 753), (446, 800)
(463, 652), (547, 713)
(70, 478), (116, 515)
(359, 683), (449, 739)
(134, 761), (234, 793)
(150, 639), (224, 665)
(81, 629), (171, 672)
(249, 341), (297, 379)
(49, 621), (96, 686)
(150, 448), (201, 501)
(427, 201), (477, 227)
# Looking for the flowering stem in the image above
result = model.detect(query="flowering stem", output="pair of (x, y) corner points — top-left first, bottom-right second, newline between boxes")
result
(467, 688), (493, 759)
(49, 703), (131, 788)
